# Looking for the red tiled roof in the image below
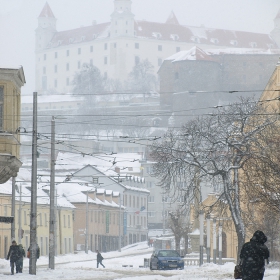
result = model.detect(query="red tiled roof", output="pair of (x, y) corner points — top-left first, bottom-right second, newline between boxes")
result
(47, 17), (277, 49)
(49, 22), (110, 47)
(134, 20), (276, 48)
(275, 9), (280, 20)
(39, 2), (55, 18)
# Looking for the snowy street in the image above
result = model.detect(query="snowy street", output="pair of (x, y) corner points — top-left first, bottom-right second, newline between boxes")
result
(0, 242), (278, 279)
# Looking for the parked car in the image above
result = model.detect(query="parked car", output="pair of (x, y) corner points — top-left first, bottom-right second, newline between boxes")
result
(150, 249), (184, 270)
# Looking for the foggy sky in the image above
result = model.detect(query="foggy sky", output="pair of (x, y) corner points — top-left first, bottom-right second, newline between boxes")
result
(0, 0), (279, 95)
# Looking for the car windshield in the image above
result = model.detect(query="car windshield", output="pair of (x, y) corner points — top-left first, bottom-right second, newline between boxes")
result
(157, 250), (180, 257)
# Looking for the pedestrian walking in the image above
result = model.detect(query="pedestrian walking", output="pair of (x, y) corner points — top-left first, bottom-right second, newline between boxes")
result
(6, 240), (20, 275)
(16, 244), (26, 273)
(96, 250), (105, 268)
(240, 230), (269, 280)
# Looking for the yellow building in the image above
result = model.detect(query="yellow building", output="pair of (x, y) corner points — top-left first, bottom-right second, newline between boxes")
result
(0, 67), (25, 183)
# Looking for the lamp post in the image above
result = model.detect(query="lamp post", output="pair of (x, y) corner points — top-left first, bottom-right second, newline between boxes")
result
(213, 218), (217, 264)
(206, 214), (210, 263)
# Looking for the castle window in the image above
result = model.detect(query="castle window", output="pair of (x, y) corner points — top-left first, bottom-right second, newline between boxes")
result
(54, 79), (57, 88)
(44, 54), (46, 60)
(191, 36), (200, 43)
(54, 65), (57, 73)
(158, 58), (163, 66)
(66, 63), (69, 71)
(0, 86), (3, 129)
(54, 52), (57, 58)
(69, 38), (74, 43)
(43, 67), (46, 75)
(176, 47), (180, 52)
(250, 42), (257, 48)
(78, 48), (81, 55)
(170, 34), (179, 41)
(90, 46), (93, 52)
(104, 43), (107, 50)
(66, 78), (69, 86)
(81, 36), (85, 41)
(78, 61), (81, 69)
(90, 59), (93, 65)
(66, 50), (70, 56)
(175, 72), (179, 80)
(104, 57), (108, 65)
(152, 32), (162, 39)
(158, 45), (162, 51)
(135, 43), (139, 49)
(230, 40), (238, 46)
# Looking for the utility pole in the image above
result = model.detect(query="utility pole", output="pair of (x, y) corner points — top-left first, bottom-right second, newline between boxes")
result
(118, 193), (122, 252)
(199, 210), (204, 266)
(85, 190), (89, 254)
(11, 177), (16, 240)
(162, 193), (165, 235)
(206, 214), (210, 263)
(49, 116), (55, 269)
(29, 92), (38, 275)
(213, 218), (217, 264)
(218, 222), (223, 265)
(18, 184), (22, 244)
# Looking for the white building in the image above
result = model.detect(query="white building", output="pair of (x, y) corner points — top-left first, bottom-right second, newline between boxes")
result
(35, 1), (280, 94)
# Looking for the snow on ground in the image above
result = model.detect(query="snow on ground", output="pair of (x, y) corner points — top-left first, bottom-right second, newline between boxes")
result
(0, 242), (278, 279)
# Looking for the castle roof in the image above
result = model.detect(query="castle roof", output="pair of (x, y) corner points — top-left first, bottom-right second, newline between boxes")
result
(275, 9), (280, 20)
(39, 2), (55, 18)
(46, 12), (277, 49)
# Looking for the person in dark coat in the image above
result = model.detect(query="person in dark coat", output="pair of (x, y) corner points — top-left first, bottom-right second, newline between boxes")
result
(6, 240), (21, 275)
(240, 230), (269, 280)
(96, 250), (105, 268)
(16, 244), (26, 273)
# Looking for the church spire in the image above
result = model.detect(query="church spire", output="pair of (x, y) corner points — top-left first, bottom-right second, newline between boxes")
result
(166, 11), (180, 25)
(38, 2), (55, 18)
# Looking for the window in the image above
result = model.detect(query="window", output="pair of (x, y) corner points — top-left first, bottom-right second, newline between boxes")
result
(104, 43), (107, 50)
(135, 43), (139, 49)
(135, 56), (140, 65)
(44, 54), (46, 60)
(68, 215), (71, 227)
(54, 65), (57, 73)
(44, 213), (47, 226)
(78, 48), (81, 54)
(24, 211), (27, 225)
(90, 46), (93, 52)
(0, 86), (3, 130)
(78, 61), (81, 69)
(158, 45), (162, 51)
(104, 57), (108, 64)
(54, 79), (57, 88)
(114, 43), (117, 48)
(148, 211), (155, 217)
(66, 77), (69, 86)
(66, 50), (70, 56)
(63, 215), (66, 227)
(175, 72), (179, 80)
(148, 196), (155, 203)
(54, 52), (57, 58)
(158, 58), (162, 66)
(90, 59), (93, 65)
(92, 177), (98, 184)
(66, 63), (69, 71)
(176, 47), (180, 52)
(43, 67), (46, 75)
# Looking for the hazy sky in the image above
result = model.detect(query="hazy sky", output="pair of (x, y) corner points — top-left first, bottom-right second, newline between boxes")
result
(0, 0), (279, 95)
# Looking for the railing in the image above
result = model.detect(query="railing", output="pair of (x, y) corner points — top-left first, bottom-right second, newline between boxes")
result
(184, 257), (236, 266)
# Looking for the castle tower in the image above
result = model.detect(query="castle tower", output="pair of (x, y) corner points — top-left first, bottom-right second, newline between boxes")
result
(110, 0), (135, 38)
(270, 9), (280, 48)
(35, 2), (57, 51)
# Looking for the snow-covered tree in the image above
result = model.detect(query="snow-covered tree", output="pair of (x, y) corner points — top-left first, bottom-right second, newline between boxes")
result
(150, 98), (278, 259)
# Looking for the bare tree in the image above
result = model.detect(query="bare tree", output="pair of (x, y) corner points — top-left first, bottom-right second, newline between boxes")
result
(150, 98), (278, 259)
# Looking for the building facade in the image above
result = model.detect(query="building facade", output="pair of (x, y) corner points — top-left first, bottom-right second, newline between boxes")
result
(35, 1), (280, 94)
